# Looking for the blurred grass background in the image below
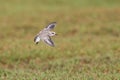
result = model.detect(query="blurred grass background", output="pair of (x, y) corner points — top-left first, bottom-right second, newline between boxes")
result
(0, 0), (120, 80)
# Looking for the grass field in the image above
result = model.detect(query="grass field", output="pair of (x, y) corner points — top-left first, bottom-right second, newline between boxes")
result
(0, 0), (120, 80)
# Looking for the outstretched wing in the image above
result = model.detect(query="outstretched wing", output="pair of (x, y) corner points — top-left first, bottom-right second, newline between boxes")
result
(43, 36), (55, 47)
(34, 35), (41, 44)
(45, 22), (56, 30)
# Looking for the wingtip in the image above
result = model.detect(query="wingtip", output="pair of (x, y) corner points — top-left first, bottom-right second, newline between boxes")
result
(36, 42), (39, 44)
(48, 43), (55, 47)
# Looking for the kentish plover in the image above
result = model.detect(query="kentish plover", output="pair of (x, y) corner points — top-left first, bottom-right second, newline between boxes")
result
(34, 22), (57, 47)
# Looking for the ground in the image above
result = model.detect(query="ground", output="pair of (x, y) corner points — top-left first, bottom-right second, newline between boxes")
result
(0, 0), (120, 80)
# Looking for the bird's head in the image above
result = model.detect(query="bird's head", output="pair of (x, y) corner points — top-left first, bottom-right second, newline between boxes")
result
(49, 31), (57, 36)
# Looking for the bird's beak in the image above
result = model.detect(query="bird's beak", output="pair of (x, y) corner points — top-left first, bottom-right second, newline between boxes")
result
(55, 34), (58, 36)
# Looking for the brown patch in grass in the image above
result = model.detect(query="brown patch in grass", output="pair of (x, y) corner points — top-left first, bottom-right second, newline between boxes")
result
(64, 28), (78, 37)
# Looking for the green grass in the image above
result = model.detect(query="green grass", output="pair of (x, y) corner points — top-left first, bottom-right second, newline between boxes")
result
(0, 0), (120, 80)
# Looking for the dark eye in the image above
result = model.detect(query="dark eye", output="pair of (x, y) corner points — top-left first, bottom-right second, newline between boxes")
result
(52, 33), (54, 34)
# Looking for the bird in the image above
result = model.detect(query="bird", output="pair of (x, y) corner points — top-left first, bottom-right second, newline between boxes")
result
(34, 22), (57, 47)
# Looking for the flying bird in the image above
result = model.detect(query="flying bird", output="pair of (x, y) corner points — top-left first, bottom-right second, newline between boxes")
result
(34, 22), (57, 47)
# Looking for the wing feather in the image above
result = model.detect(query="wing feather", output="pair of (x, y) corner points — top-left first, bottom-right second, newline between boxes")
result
(43, 36), (55, 47)
(45, 22), (56, 30)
